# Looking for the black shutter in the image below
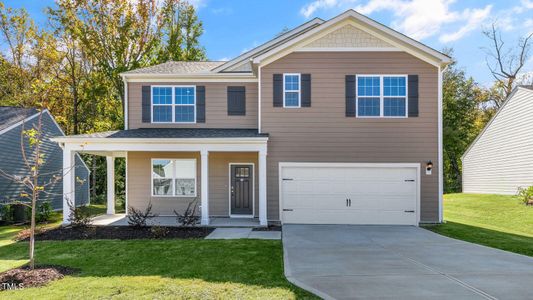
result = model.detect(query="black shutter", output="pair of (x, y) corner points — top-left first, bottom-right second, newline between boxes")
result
(196, 86), (206, 123)
(408, 75), (419, 117)
(273, 74), (283, 107)
(301, 74), (311, 107)
(227, 86), (246, 115)
(345, 75), (356, 117)
(142, 86), (151, 123)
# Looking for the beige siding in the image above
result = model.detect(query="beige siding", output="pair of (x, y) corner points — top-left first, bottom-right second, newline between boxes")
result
(128, 82), (258, 129)
(303, 24), (394, 48)
(127, 151), (259, 216)
(463, 88), (533, 194)
(261, 51), (439, 222)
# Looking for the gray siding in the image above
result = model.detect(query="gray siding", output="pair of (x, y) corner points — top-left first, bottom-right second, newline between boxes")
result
(261, 51), (439, 222)
(0, 112), (89, 210)
(463, 88), (533, 194)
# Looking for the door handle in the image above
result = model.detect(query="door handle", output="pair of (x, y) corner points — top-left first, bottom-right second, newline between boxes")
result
(346, 199), (349, 207)
(231, 186), (234, 195)
(404, 210), (415, 213)
(404, 179), (415, 182)
(349, 199), (352, 207)
(283, 209), (293, 211)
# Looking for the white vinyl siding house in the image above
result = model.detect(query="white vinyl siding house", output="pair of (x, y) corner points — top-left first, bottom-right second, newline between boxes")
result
(462, 87), (533, 194)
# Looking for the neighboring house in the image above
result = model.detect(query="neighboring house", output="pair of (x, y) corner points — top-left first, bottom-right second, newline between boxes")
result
(462, 86), (533, 194)
(0, 107), (90, 210)
(53, 10), (451, 226)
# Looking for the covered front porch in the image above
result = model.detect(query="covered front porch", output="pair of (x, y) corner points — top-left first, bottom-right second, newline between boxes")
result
(52, 129), (269, 226)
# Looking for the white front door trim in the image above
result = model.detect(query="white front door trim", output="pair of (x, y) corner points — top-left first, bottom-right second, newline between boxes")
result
(278, 162), (421, 226)
(228, 162), (255, 218)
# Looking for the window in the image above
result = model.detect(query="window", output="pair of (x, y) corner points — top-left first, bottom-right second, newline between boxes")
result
(283, 73), (300, 107)
(152, 159), (196, 197)
(152, 86), (196, 123)
(356, 75), (407, 118)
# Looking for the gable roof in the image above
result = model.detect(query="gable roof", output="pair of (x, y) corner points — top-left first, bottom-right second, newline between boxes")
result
(462, 86), (533, 160)
(0, 106), (40, 133)
(251, 10), (451, 67)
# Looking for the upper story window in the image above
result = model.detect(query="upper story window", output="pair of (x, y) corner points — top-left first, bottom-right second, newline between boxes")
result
(152, 86), (196, 123)
(283, 73), (301, 108)
(357, 75), (407, 118)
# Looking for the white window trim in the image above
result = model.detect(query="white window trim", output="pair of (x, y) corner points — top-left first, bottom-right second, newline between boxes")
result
(355, 75), (408, 119)
(283, 73), (301, 108)
(151, 85), (196, 124)
(151, 158), (197, 198)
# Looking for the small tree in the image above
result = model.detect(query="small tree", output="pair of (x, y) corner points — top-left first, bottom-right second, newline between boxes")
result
(0, 109), (81, 269)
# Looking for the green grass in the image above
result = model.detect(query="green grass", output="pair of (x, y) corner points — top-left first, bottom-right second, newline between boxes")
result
(425, 193), (533, 257)
(0, 211), (315, 299)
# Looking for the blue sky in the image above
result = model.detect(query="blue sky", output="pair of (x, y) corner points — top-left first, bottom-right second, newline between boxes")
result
(5, 0), (533, 85)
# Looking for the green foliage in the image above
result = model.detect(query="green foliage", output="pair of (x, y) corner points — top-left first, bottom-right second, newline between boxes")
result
(442, 50), (491, 192)
(517, 186), (533, 205)
(36, 202), (52, 223)
(0, 204), (13, 223)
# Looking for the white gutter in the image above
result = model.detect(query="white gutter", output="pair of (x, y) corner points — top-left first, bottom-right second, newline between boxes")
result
(437, 64), (448, 223)
(258, 65), (262, 133)
(122, 75), (128, 130)
(50, 137), (269, 144)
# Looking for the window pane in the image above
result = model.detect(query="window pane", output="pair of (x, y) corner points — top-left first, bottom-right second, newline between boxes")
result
(358, 97), (380, 116)
(285, 92), (299, 107)
(284, 75), (299, 91)
(153, 179), (172, 196)
(153, 87), (172, 104)
(175, 87), (195, 104)
(175, 160), (196, 178)
(175, 179), (195, 196)
(384, 97), (406, 116)
(153, 106), (172, 122)
(175, 106), (195, 122)
(358, 76), (380, 96)
(152, 159), (172, 178)
(384, 76), (406, 96)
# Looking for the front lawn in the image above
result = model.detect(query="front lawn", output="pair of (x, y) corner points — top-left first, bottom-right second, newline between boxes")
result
(425, 193), (533, 257)
(0, 216), (315, 299)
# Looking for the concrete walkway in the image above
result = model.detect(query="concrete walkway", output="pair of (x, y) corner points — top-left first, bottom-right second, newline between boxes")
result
(205, 228), (281, 240)
(283, 225), (533, 300)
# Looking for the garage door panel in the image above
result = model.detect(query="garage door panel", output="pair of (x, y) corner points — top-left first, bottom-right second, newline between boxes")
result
(281, 164), (418, 225)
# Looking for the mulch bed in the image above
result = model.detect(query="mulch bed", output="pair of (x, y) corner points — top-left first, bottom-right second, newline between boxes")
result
(0, 265), (77, 291)
(18, 226), (214, 241)
(252, 225), (282, 232)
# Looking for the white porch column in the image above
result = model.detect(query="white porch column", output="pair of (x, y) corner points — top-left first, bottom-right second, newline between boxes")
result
(62, 146), (75, 225)
(200, 150), (209, 225)
(258, 150), (267, 226)
(106, 156), (115, 215)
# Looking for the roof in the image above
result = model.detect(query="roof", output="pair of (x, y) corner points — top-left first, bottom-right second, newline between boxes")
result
(56, 128), (269, 139)
(0, 106), (40, 133)
(462, 86), (533, 160)
(122, 61), (226, 75)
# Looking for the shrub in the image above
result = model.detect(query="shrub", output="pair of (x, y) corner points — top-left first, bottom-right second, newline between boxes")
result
(0, 204), (14, 224)
(517, 186), (533, 205)
(127, 202), (157, 228)
(174, 199), (200, 227)
(67, 199), (93, 227)
(150, 225), (169, 238)
(36, 202), (52, 223)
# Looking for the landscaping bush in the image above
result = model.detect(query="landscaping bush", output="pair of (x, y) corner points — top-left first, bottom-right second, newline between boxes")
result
(0, 204), (14, 224)
(67, 199), (93, 227)
(36, 202), (52, 223)
(174, 199), (200, 227)
(150, 225), (170, 238)
(517, 186), (533, 205)
(127, 202), (157, 228)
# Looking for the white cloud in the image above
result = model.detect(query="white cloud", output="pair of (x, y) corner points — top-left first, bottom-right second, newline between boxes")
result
(300, 0), (356, 18)
(211, 7), (233, 15)
(439, 5), (492, 43)
(522, 0), (533, 9)
(187, 0), (206, 9)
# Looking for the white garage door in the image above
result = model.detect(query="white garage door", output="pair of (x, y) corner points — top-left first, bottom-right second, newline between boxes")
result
(280, 164), (419, 225)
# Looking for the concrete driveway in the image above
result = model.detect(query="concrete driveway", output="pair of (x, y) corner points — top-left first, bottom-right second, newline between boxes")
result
(283, 225), (533, 300)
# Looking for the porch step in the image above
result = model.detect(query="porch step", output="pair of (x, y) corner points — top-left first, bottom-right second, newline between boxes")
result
(205, 228), (281, 240)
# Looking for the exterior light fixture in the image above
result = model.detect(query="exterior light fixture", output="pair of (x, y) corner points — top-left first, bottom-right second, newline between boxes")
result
(426, 161), (433, 175)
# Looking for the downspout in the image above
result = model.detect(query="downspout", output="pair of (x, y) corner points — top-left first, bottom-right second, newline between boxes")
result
(123, 75), (128, 130)
(437, 64), (448, 223)
(258, 64), (262, 133)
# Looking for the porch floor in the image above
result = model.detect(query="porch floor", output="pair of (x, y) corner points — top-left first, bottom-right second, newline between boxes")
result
(91, 214), (263, 228)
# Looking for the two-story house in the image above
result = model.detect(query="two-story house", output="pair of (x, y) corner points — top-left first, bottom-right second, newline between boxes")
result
(53, 10), (451, 226)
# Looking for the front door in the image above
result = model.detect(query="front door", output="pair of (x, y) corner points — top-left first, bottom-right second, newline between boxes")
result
(230, 164), (253, 215)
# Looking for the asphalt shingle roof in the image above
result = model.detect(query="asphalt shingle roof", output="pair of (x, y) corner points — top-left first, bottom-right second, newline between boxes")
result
(60, 128), (268, 139)
(0, 106), (40, 132)
(122, 61), (226, 75)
